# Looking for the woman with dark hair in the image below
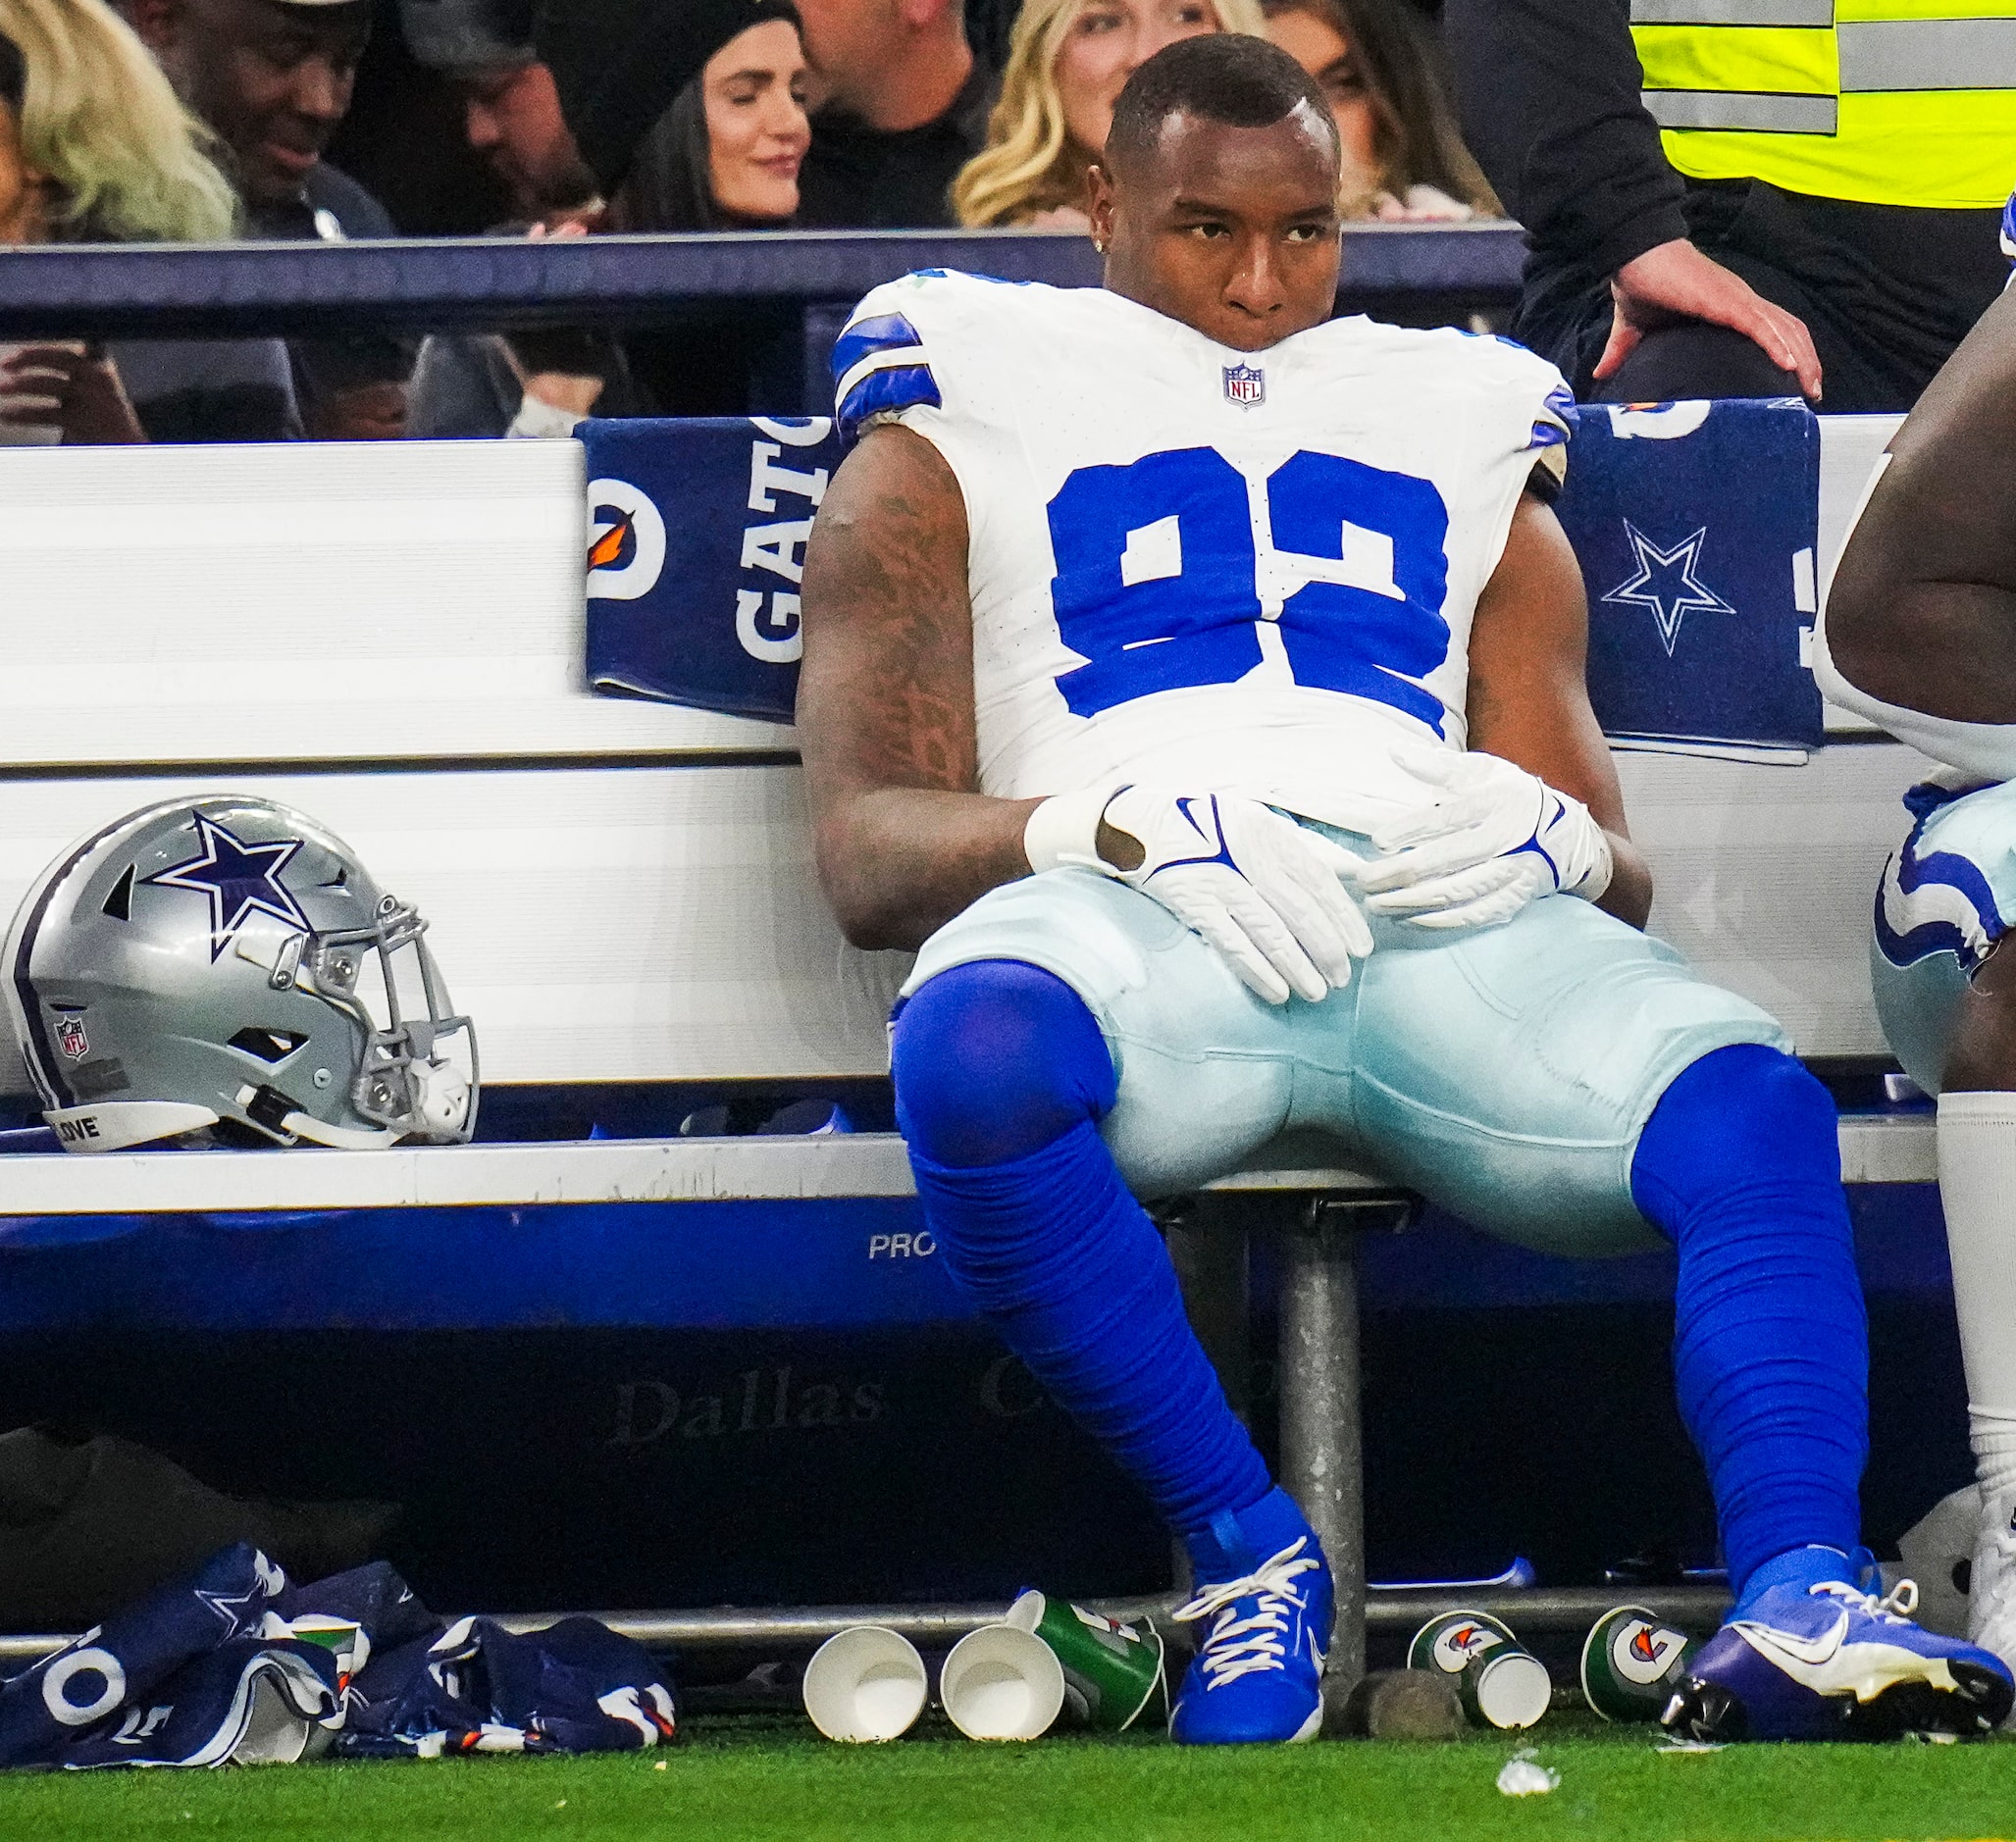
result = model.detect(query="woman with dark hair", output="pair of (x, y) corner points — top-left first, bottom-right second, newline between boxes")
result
(598, 7), (809, 418)
(1262, 0), (1497, 221)
(606, 13), (808, 234)
(409, 2), (810, 434)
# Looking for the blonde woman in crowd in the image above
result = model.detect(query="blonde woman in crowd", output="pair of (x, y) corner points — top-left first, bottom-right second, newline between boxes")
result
(0, 0), (234, 246)
(954, 0), (1267, 230)
(1262, 0), (1496, 220)
(0, 0), (296, 443)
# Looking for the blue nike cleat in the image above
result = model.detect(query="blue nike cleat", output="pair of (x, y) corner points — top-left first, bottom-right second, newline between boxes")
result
(1169, 1489), (1332, 1744)
(1663, 1556), (2015, 1742)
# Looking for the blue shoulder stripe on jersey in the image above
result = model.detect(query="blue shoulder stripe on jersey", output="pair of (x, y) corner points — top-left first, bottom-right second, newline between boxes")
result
(837, 362), (942, 442)
(830, 312), (927, 389)
(2002, 189), (2015, 263)
(1528, 383), (1578, 448)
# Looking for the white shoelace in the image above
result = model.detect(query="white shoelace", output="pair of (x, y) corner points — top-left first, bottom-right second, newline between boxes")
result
(1810, 1577), (1919, 1623)
(1978, 1506), (2016, 1633)
(1173, 1538), (1319, 1690)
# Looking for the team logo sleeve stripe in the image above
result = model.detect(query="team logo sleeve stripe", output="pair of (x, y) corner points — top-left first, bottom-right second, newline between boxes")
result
(837, 361), (943, 443)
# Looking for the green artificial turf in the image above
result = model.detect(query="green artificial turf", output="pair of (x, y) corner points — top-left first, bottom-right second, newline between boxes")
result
(4, 1711), (2016, 1842)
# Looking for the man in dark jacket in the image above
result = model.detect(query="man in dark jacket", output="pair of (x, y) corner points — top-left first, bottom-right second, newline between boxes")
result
(792, 0), (990, 228)
(123, 0), (412, 437)
(1444, 0), (2012, 411)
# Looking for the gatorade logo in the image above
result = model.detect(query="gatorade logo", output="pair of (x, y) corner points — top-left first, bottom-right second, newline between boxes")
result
(1431, 1622), (1501, 1671)
(1606, 401), (1713, 441)
(586, 479), (667, 602)
(1072, 1605), (1141, 1656)
(1611, 1618), (1685, 1684)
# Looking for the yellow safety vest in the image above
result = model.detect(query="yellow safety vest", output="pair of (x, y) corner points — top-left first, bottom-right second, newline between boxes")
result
(1629, 1), (2016, 210)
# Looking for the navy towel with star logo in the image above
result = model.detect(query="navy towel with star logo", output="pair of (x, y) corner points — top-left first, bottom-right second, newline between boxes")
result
(1554, 397), (1824, 761)
(0, 1542), (318, 1768)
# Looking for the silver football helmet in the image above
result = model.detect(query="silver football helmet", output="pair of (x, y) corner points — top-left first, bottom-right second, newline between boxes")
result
(4, 796), (478, 1152)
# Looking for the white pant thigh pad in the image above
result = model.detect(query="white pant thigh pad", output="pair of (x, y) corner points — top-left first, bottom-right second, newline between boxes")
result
(1815, 611), (2016, 782)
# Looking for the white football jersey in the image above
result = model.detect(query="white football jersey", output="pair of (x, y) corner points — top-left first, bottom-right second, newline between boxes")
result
(833, 270), (1573, 832)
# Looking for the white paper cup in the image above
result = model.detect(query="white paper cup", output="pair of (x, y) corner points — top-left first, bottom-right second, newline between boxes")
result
(802, 1626), (929, 1743)
(232, 1669), (314, 1765)
(939, 1623), (1064, 1742)
(1473, 1649), (1552, 1730)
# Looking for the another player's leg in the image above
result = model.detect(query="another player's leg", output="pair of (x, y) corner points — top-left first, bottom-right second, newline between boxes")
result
(1630, 1044), (2011, 1739)
(1869, 779), (2016, 1681)
(892, 947), (1329, 1745)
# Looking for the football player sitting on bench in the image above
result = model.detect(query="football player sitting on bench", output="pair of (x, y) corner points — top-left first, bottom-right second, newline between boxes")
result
(797, 34), (2010, 1745)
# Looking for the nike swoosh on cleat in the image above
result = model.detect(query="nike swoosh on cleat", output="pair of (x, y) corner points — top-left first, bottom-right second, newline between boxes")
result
(1735, 1612), (1848, 1671)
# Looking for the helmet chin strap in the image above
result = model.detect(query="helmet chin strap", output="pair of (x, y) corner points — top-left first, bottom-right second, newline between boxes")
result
(235, 1083), (398, 1151)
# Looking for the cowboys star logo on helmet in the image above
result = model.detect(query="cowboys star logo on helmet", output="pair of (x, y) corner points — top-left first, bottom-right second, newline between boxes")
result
(144, 816), (312, 960)
(4, 797), (479, 1153)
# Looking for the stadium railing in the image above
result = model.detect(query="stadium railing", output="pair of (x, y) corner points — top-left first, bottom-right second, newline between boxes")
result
(0, 225), (1524, 415)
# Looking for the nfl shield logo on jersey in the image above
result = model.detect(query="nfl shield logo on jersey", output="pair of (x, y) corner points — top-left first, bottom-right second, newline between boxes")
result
(55, 1015), (87, 1060)
(1222, 363), (1265, 407)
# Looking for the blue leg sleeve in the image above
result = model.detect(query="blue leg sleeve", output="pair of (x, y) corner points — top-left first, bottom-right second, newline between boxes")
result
(893, 959), (1273, 1543)
(1631, 1044), (1868, 1602)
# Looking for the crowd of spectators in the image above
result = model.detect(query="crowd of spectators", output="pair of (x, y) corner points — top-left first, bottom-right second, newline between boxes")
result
(0, 0), (2006, 439)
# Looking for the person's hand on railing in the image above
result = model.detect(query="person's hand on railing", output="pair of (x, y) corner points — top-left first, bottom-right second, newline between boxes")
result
(309, 381), (407, 442)
(1594, 238), (1823, 401)
(0, 342), (146, 445)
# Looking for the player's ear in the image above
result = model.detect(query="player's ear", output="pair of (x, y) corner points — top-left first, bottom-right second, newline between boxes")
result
(1085, 162), (1115, 256)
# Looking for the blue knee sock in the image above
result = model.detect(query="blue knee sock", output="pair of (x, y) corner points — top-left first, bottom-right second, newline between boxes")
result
(894, 959), (1273, 1549)
(1631, 1045), (1868, 1608)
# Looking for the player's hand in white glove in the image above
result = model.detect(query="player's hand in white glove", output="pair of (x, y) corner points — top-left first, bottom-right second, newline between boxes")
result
(1024, 786), (1372, 1005)
(1353, 748), (1614, 931)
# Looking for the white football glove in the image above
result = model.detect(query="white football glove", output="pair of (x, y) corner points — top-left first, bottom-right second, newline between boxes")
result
(1353, 748), (1614, 931)
(1024, 785), (1372, 1005)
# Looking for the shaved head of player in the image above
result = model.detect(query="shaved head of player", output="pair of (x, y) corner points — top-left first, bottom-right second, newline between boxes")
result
(799, 33), (2012, 1746)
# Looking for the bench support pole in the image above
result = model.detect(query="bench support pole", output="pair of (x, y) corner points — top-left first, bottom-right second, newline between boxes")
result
(1279, 1198), (1409, 1731)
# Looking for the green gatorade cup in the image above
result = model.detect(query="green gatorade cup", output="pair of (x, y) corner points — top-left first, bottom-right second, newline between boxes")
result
(281, 1615), (369, 1688)
(1006, 1591), (1167, 1731)
(1407, 1609), (1517, 1677)
(1408, 1610), (1551, 1730)
(1579, 1606), (1699, 1722)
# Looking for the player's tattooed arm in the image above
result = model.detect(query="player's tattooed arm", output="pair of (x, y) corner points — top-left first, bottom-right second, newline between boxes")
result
(1466, 493), (1655, 929)
(1827, 285), (2016, 724)
(798, 424), (1042, 950)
